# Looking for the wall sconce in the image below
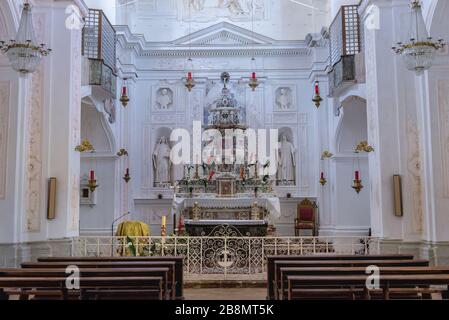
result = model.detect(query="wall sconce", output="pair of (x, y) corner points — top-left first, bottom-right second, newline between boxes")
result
(355, 141), (375, 153)
(75, 140), (94, 153)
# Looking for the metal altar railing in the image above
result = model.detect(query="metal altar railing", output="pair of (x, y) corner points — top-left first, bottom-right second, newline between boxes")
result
(72, 236), (380, 278)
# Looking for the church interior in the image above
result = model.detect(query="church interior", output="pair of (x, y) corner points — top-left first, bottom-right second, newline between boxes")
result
(1, 0), (449, 303)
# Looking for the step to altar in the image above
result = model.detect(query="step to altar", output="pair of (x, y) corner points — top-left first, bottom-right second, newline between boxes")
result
(184, 288), (267, 300)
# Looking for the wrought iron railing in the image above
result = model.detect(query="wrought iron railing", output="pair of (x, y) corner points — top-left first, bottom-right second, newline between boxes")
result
(82, 9), (117, 96)
(72, 236), (380, 280)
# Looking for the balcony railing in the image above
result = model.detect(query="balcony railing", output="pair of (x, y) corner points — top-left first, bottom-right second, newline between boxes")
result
(328, 5), (364, 95)
(82, 9), (117, 97)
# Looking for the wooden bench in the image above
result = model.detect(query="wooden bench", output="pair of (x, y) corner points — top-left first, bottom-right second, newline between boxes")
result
(0, 276), (164, 300)
(37, 256), (184, 299)
(266, 254), (417, 300)
(279, 266), (449, 300)
(286, 274), (449, 300)
(272, 259), (429, 299)
(0, 267), (173, 300)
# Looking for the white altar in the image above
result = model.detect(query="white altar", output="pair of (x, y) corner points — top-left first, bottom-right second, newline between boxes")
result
(173, 195), (281, 221)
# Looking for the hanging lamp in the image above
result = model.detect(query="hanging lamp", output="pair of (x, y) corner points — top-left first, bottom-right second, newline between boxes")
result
(392, 0), (445, 75)
(0, 1), (52, 74)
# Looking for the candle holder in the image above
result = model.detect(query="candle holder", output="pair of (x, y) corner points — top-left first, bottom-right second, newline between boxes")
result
(312, 92), (323, 108)
(123, 171), (131, 183)
(249, 76), (259, 91)
(320, 176), (327, 186)
(88, 179), (99, 193)
(120, 80), (130, 107)
(352, 179), (364, 194)
(312, 81), (323, 108)
(194, 164), (199, 179)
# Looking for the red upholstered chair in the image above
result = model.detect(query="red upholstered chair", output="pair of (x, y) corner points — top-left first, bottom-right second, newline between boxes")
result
(295, 199), (317, 236)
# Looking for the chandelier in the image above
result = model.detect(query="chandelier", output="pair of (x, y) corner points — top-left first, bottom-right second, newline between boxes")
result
(392, 0), (445, 75)
(0, 2), (52, 74)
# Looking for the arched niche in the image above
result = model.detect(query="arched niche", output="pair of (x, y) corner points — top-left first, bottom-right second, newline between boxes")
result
(335, 96), (367, 153)
(81, 101), (116, 154)
(276, 127), (296, 185)
(152, 126), (174, 187)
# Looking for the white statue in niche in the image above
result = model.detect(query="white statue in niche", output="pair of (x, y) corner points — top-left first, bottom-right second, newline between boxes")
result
(276, 88), (292, 110)
(153, 136), (172, 185)
(277, 134), (296, 183)
(156, 88), (173, 110)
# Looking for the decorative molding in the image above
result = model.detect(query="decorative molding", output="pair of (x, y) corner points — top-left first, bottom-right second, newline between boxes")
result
(0, 81), (10, 199)
(70, 27), (83, 232)
(406, 115), (424, 234)
(25, 63), (44, 232)
(438, 80), (449, 198)
(25, 12), (46, 232)
(115, 23), (310, 58)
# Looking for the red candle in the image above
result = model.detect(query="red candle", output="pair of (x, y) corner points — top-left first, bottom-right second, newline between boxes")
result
(252, 72), (256, 79)
(315, 81), (320, 95)
(188, 72), (192, 80)
(122, 86), (127, 96)
(126, 168), (129, 175)
(321, 172), (324, 179)
(90, 170), (95, 180)
(355, 171), (360, 180)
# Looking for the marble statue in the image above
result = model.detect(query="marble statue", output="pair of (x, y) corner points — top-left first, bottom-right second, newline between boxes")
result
(276, 88), (292, 110)
(153, 136), (172, 185)
(156, 88), (173, 110)
(277, 134), (296, 182)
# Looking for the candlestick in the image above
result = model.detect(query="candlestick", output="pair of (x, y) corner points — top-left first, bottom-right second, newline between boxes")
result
(161, 216), (167, 236)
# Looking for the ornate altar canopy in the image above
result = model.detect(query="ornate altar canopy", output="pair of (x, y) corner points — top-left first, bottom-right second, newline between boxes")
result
(172, 72), (280, 236)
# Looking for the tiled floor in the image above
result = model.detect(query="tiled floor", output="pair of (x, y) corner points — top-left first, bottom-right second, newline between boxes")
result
(184, 288), (266, 300)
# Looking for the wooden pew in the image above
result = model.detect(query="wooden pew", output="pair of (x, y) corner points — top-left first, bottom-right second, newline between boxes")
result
(266, 254), (416, 300)
(22, 261), (179, 299)
(279, 266), (449, 300)
(272, 259), (429, 299)
(37, 256), (184, 299)
(286, 274), (449, 300)
(0, 276), (164, 300)
(0, 267), (173, 300)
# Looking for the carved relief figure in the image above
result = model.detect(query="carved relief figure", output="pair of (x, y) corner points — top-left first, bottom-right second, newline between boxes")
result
(191, 0), (206, 11)
(277, 134), (296, 182)
(185, 0), (264, 19)
(276, 87), (292, 110)
(153, 136), (172, 185)
(156, 88), (173, 110)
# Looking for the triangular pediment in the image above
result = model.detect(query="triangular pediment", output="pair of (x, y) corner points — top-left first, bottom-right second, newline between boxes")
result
(173, 22), (275, 46)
